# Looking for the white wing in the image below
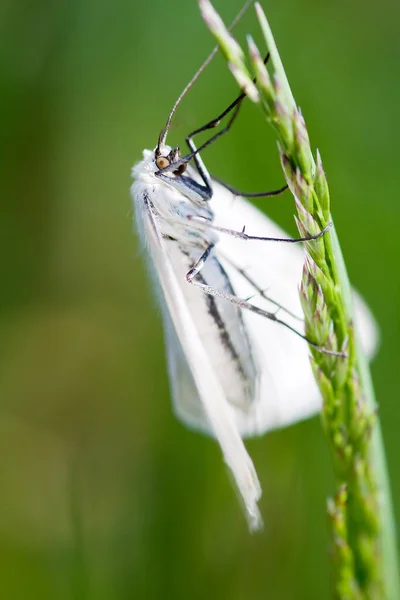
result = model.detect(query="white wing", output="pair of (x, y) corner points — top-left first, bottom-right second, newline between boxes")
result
(136, 190), (263, 530)
(145, 171), (379, 440)
(204, 178), (379, 436)
(163, 307), (211, 435)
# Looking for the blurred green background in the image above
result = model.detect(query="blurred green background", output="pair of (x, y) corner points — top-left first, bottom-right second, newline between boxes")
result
(0, 0), (399, 598)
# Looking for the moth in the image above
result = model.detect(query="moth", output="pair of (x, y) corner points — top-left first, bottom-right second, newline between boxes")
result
(131, 47), (378, 530)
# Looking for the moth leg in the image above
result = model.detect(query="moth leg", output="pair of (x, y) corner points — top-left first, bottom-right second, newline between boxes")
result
(186, 244), (301, 322)
(183, 112), (289, 201)
(185, 53), (270, 150)
(185, 244), (295, 326)
(157, 103), (241, 199)
(220, 255), (303, 322)
(155, 103), (240, 201)
(211, 175), (288, 199)
(182, 56), (272, 191)
(187, 216), (332, 244)
(184, 104), (241, 196)
(156, 53), (286, 200)
(159, 55), (271, 194)
(182, 53), (286, 199)
(155, 170), (214, 203)
(186, 244), (215, 283)
(185, 244), (345, 358)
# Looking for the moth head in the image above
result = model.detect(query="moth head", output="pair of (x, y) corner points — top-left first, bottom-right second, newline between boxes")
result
(154, 144), (187, 175)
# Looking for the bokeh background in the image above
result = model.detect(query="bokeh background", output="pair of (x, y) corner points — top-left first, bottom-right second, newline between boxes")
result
(1, 0), (399, 598)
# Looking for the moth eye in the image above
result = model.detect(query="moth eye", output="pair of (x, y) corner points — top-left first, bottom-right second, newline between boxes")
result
(156, 156), (170, 169)
(174, 164), (187, 175)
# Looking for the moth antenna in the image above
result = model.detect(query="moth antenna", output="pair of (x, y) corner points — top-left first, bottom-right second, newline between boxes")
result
(156, 0), (252, 154)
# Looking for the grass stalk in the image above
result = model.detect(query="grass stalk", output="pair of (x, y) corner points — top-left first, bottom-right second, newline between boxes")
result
(198, 1), (400, 597)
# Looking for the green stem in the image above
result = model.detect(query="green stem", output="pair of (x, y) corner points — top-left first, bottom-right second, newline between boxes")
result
(331, 226), (400, 598)
(198, 0), (400, 596)
(369, 421), (400, 599)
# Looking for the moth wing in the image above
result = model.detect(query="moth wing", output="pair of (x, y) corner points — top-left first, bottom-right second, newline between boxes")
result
(135, 189), (263, 529)
(208, 178), (379, 436)
(163, 307), (212, 435)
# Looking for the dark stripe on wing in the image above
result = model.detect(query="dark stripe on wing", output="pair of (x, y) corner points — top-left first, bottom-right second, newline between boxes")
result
(193, 253), (255, 399)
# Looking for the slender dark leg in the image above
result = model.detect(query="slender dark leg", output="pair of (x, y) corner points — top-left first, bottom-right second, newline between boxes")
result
(186, 217), (332, 244)
(156, 53), (287, 199)
(187, 53), (270, 141)
(156, 103), (242, 199)
(185, 241), (346, 358)
(220, 254), (303, 321)
(211, 175), (288, 198)
(182, 55), (271, 190)
(186, 244), (215, 282)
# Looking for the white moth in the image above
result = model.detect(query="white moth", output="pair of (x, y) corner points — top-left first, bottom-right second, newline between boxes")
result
(131, 62), (378, 531)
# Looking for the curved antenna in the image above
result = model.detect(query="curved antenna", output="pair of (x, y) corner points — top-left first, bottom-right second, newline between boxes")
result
(156, 0), (253, 155)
